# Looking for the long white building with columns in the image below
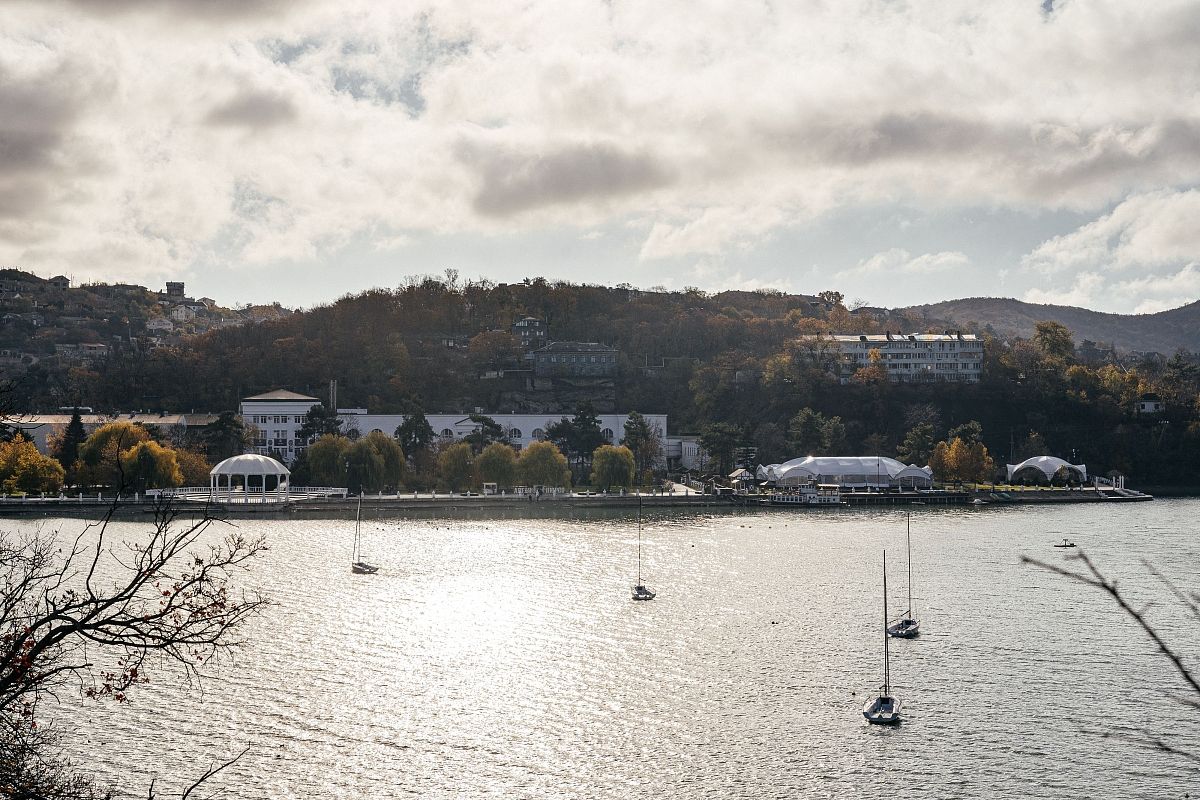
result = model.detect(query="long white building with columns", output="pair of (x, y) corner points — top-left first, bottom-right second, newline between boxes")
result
(237, 390), (694, 467)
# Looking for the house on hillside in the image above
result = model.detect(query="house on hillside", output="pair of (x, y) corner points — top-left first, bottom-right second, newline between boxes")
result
(512, 317), (547, 350)
(1134, 393), (1166, 415)
(532, 341), (619, 377)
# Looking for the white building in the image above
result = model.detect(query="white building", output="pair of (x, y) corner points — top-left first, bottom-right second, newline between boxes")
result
(820, 332), (984, 383)
(238, 389), (685, 468)
(15, 412), (219, 453)
(239, 390), (324, 461)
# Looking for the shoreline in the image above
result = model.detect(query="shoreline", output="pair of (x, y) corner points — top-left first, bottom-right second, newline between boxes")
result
(0, 485), (1155, 519)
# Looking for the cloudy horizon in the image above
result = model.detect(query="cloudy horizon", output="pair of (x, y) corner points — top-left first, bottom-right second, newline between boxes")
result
(2, 0), (1199, 313)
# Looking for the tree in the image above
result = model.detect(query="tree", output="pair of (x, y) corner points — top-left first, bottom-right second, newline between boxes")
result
(517, 441), (571, 488)
(0, 506), (266, 796)
(1017, 430), (1049, 462)
(467, 330), (520, 371)
(0, 439), (65, 494)
(297, 404), (341, 443)
(52, 407), (86, 473)
(897, 423), (934, 465)
(174, 449), (213, 485)
(786, 408), (825, 456)
(395, 411), (435, 458)
(1022, 550), (1200, 766)
(544, 404), (604, 473)
(306, 434), (350, 486)
(77, 422), (152, 489)
(930, 440), (950, 480)
(821, 416), (847, 455)
(699, 422), (741, 475)
(463, 414), (509, 452)
(752, 422), (788, 466)
(119, 441), (184, 491)
(344, 438), (385, 494)
(590, 445), (635, 491)
(437, 442), (474, 491)
(948, 420), (983, 445)
(363, 430), (405, 490)
(201, 411), (254, 462)
(620, 412), (664, 481)
(476, 442), (518, 489)
(1033, 320), (1074, 362)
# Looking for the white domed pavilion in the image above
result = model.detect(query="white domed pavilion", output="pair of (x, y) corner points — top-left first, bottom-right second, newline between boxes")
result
(210, 454), (290, 500)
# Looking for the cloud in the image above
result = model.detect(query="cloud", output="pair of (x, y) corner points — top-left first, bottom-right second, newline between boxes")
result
(1, 0), (1200, 300)
(1019, 190), (1200, 311)
(843, 249), (969, 279)
(460, 140), (676, 217)
(206, 88), (299, 129)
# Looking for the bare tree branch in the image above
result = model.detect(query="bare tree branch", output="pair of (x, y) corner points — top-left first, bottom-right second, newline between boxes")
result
(1021, 550), (1200, 698)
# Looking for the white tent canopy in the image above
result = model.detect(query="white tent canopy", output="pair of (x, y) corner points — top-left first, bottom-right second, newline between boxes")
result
(1006, 456), (1087, 483)
(760, 456), (933, 488)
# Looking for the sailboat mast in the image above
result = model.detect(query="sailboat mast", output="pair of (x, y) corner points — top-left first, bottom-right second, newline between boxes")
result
(354, 496), (362, 561)
(907, 509), (913, 617)
(883, 550), (891, 695)
(637, 503), (643, 585)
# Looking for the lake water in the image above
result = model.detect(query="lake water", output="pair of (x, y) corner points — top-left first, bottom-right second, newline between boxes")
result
(27, 499), (1200, 798)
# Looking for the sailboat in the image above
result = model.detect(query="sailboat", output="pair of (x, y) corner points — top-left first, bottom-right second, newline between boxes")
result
(863, 551), (903, 724)
(887, 508), (920, 638)
(351, 496), (379, 575)
(631, 502), (655, 601)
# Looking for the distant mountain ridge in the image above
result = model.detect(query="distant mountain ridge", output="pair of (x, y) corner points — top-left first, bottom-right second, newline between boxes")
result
(901, 297), (1200, 355)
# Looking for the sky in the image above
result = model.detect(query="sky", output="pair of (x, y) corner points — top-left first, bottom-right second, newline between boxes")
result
(2, 0), (1199, 314)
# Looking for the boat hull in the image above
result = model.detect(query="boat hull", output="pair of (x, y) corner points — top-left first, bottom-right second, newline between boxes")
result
(631, 584), (655, 601)
(351, 562), (379, 575)
(863, 695), (902, 724)
(886, 618), (920, 638)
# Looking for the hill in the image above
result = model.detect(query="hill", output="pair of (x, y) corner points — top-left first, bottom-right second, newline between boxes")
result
(902, 297), (1200, 354)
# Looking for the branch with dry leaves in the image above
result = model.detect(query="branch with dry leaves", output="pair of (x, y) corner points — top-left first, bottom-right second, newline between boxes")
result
(1023, 548), (1200, 764)
(0, 499), (268, 797)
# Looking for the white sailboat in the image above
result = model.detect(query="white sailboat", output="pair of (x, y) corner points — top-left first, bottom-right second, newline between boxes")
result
(351, 496), (379, 575)
(863, 551), (903, 725)
(631, 502), (655, 601)
(887, 508), (921, 638)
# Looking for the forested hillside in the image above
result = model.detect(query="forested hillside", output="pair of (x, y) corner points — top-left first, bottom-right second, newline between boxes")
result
(7, 275), (1200, 487)
(904, 297), (1200, 354)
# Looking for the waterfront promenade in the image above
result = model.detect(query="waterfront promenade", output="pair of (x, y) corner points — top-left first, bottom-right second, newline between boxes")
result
(0, 483), (1152, 518)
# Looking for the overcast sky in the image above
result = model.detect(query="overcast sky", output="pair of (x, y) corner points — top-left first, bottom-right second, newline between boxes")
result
(2, 0), (1199, 313)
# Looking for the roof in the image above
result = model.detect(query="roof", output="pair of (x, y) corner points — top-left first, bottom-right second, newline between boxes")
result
(822, 333), (980, 343)
(533, 341), (618, 353)
(1006, 456), (1087, 481)
(211, 453), (291, 476)
(243, 389), (320, 402)
(761, 456), (932, 481)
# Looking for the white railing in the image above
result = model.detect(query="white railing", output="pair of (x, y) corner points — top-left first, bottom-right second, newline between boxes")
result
(147, 486), (348, 503)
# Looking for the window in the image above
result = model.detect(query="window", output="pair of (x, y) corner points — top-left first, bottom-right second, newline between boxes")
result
(532, 428), (545, 441)
(602, 428), (614, 441)
(509, 428), (522, 439)
(441, 428), (454, 438)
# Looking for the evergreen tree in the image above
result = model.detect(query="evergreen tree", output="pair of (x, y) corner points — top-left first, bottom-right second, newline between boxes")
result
(897, 423), (934, 465)
(54, 407), (86, 471)
(395, 411), (435, 458)
(297, 404), (342, 443)
(621, 411), (664, 480)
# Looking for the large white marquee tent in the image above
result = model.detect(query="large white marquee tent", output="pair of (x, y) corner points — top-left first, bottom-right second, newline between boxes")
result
(757, 456), (933, 489)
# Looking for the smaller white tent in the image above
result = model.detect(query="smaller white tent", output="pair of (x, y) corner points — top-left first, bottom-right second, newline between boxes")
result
(1005, 456), (1087, 483)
